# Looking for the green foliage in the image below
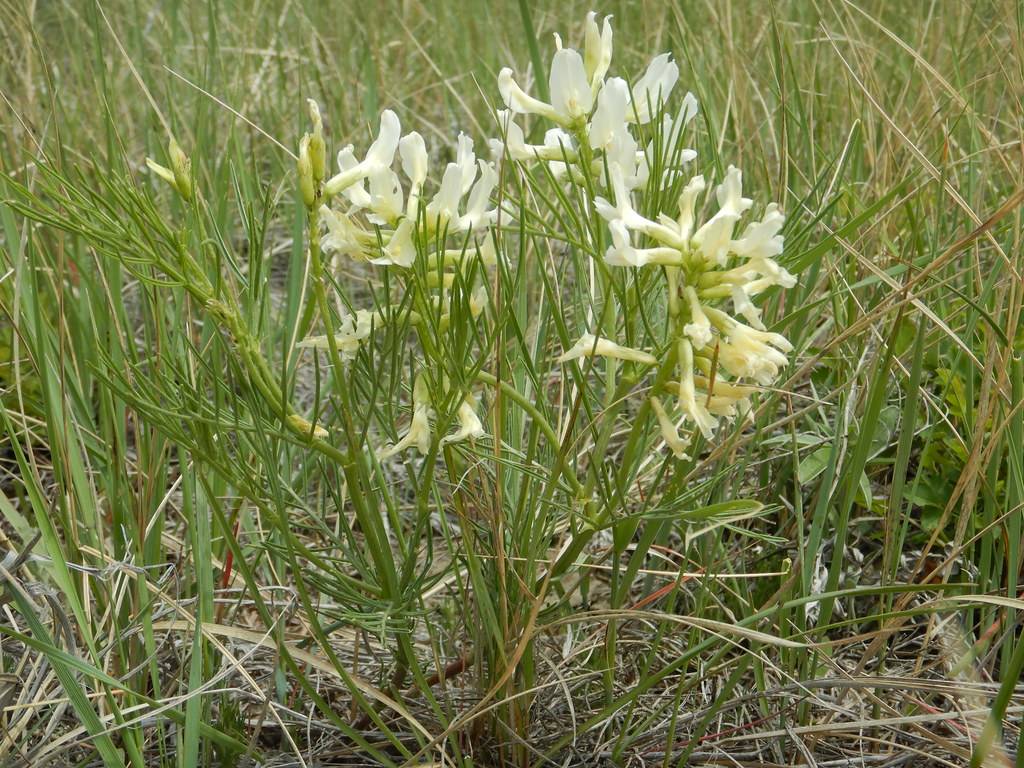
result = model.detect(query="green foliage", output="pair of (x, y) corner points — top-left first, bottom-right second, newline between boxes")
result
(1, 1), (1022, 766)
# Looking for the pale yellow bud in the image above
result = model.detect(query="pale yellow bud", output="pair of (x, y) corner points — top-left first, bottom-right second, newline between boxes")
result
(168, 137), (193, 202)
(287, 413), (329, 439)
(297, 135), (316, 208)
(307, 99), (327, 183)
(145, 158), (176, 187)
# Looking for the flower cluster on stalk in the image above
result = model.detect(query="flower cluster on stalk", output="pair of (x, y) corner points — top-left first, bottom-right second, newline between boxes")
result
(291, 11), (797, 462)
(294, 101), (495, 455)
(491, 12), (796, 456)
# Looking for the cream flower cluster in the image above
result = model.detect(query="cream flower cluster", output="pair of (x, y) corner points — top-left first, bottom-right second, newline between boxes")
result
(295, 101), (495, 456)
(491, 13), (797, 454)
(293, 12), (797, 463)
(317, 108), (500, 270)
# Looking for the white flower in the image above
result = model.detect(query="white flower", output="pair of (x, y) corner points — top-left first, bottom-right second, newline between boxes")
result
(542, 128), (578, 180)
(399, 131), (428, 215)
(731, 202), (784, 261)
(499, 48), (594, 126)
(385, 223), (419, 269)
(458, 161), (499, 232)
(605, 128), (643, 189)
(751, 259), (797, 289)
(692, 165), (753, 265)
(425, 161), (465, 231)
(549, 48), (595, 121)
(379, 375), (433, 458)
(589, 77), (630, 150)
(320, 206), (372, 259)
(675, 174), (706, 242)
(499, 69), (561, 123)
(379, 405), (431, 458)
(375, 217), (417, 268)
(706, 307), (793, 385)
(417, 155), (495, 235)
(677, 339), (717, 438)
(682, 286), (714, 349)
(363, 111), (403, 168)
(297, 309), (378, 359)
(594, 164), (685, 247)
(364, 166), (404, 224)
(712, 252), (797, 293)
(489, 111), (578, 164)
(583, 12), (614, 91)
(730, 284), (765, 330)
(693, 374), (757, 401)
(636, 92), (698, 184)
(558, 332), (658, 365)
(399, 132), (428, 186)
(441, 394), (486, 446)
(662, 92), (699, 146)
(650, 396), (690, 459)
(324, 110), (401, 197)
(598, 161), (659, 231)
(334, 146), (372, 208)
(456, 133), (478, 194)
(705, 394), (747, 419)
(628, 53), (679, 124)
(604, 220), (683, 268)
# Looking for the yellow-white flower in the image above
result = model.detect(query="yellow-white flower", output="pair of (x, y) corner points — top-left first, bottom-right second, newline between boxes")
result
(730, 284), (765, 330)
(604, 220), (684, 268)
(457, 161), (499, 231)
(583, 11), (614, 92)
(731, 202), (785, 261)
(558, 333), (658, 365)
(594, 164), (687, 248)
(297, 309), (378, 359)
(320, 206), (373, 260)
(363, 166), (404, 224)
(635, 93), (699, 186)
(379, 375), (433, 458)
(682, 286), (713, 349)
(399, 131), (428, 216)
(677, 339), (717, 439)
(705, 307), (793, 386)
(324, 110), (401, 197)
(499, 47), (594, 126)
(440, 394), (486, 446)
(375, 217), (417, 268)
(588, 77), (630, 151)
(692, 165), (753, 265)
(650, 396), (690, 459)
(675, 175), (707, 243)
(484, 13), (799, 454)
(489, 111), (578, 163)
(627, 53), (680, 124)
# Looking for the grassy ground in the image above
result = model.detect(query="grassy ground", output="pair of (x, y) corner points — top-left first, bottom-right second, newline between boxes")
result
(1, 0), (1023, 765)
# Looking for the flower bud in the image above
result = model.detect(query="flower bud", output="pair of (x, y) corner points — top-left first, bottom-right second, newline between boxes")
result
(168, 137), (193, 202)
(297, 135), (316, 208)
(287, 413), (329, 439)
(307, 99), (327, 183)
(145, 158), (176, 187)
